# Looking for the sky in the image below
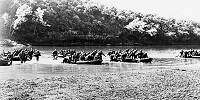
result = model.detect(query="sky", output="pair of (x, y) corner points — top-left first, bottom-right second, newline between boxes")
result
(92, 0), (200, 22)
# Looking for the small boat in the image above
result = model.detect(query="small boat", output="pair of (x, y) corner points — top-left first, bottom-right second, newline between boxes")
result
(139, 58), (153, 63)
(73, 60), (103, 65)
(180, 56), (200, 58)
(190, 56), (200, 58)
(13, 56), (20, 61)
(0, 58), (12, 66)
(111, 58), (153, 63)
(123, 58), (153, 63)
(12, 56), (31, 61)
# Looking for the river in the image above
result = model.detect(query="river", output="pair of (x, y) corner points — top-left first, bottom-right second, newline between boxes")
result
(1, 45), (200, 81)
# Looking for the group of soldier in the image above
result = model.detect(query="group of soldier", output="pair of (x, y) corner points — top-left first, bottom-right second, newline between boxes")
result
(1, 48), (150, 65)
(108, 49), (148, 62)
(179, 49), (200, 58)
(52, 49), (105, 63)
(1, 48), (41, 64)
(52, 49), (149, 63)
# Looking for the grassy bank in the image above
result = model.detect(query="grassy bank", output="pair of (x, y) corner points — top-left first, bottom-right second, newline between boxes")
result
(1, 69), (200, 99)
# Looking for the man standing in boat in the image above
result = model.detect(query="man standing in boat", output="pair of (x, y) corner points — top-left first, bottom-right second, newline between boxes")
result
(137, 50), (144, 59)
(52, 49), (58, 60)
(19, 50), (27, 63)
(34, 49), (41, 62)
(94, 51), (105, 61)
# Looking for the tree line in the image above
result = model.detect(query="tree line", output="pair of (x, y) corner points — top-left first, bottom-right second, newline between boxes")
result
(1, 0), (200, 45)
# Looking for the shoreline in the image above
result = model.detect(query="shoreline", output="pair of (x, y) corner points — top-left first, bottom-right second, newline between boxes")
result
(30, 43), (200, 46)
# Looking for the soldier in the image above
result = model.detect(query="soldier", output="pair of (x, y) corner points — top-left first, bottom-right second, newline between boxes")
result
(94, 51), (105, 61)
(28, 48), (34, 60)
(137, 50), (144, 59)
(34, 50), (41, 61)
(52, 49), (58, 60)
(19, 50), (27, 63)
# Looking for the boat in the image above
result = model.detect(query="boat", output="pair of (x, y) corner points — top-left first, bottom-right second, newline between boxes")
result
(0, 58), (12, 66)
(123, 58), (153, 63)
(73, 60), (103, 65)
(180, 56), (200, 58)
(13, 56), (20, 61)
(189, 56), (200, 58)
(139, 58), (153, 63)
(111, 58), (153, 63)
(12, 56), (31, 61)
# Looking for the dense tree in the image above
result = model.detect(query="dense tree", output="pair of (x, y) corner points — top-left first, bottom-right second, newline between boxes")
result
(1, 0), (200, 45)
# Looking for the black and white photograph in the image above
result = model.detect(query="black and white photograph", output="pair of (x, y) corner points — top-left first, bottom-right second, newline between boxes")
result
(1, 0), (200, 99)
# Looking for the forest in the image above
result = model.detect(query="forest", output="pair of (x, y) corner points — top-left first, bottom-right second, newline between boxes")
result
(1, 0), (200, 46)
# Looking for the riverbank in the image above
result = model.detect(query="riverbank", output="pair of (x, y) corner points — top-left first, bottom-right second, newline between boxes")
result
(1, 45), (200, 99)
(1, 67), (200, 99)
(1, 55), (200, 99)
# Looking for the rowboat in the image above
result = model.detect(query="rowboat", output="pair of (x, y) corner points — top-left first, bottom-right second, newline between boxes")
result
(13, 56), (20, 61)
(180, 56), (200, 58)
(12, 56), (31, 61)
(189, 56), (200, 58)
(111, 58), (153, 63)
(123, 58), (153, 63)
(139, 58), (153, 63)
(0, 58), (12, 66)
(73, 60), (103, 65)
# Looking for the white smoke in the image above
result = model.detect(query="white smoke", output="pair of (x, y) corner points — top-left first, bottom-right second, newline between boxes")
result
(13, 4), (32, 29)
(125, 18), (147, 32)
(35, 7), (46, 24)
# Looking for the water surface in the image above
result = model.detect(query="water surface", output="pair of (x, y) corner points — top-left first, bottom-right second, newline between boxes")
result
(1, 45), (200, 81)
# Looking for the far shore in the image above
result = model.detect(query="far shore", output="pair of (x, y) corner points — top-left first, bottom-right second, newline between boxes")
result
(26, 42), (200, 47)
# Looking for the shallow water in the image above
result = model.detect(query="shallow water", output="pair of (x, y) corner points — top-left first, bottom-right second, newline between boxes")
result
(1, 45), (200, 80)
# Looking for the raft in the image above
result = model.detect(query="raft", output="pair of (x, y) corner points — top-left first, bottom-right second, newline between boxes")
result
(13, 56), (20, 61)
(73, 60), (103, 65)
(180, 56), (200, 58)
(111, 58), (153, 63)
(0, 59), (12, 66)
(58, 54), (65, 58)
(190, 56), (200, 58)
(123, 58), (153, 63)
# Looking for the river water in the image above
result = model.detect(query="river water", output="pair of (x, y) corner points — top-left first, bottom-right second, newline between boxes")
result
(1, 45), (200, 81)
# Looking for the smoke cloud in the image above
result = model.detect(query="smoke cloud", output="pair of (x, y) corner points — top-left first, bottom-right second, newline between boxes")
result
(13, 4), (32, 29)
